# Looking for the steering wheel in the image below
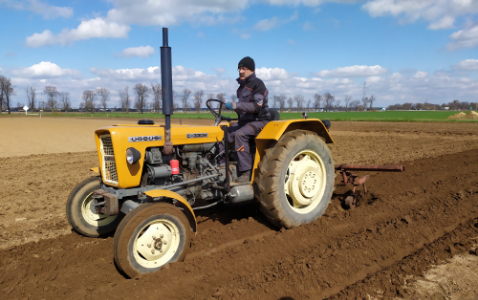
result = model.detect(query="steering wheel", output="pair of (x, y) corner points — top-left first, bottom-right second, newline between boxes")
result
(206, 99), (237, 126)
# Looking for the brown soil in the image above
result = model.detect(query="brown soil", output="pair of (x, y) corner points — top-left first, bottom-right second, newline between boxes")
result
(1, 116), (478, 299)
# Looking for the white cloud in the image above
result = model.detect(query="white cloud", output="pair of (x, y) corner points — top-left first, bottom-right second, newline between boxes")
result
(254, 11), (298, 31)
(262, 0), (360, 5)
(366, 76), (383, 83)
(316, 65), (388, 77)
(106, 0), (247, 26)
(255, 17), (280, 31)
(240, 33), (251, 39)
(215, 68), (225, 75)
(448, 25), (478, 50)
(28, 0), (73, 19)
(121, 46), (155, 58)
(90, 66), (161, 81)
(287, 39), (296, 45)
(362, 0), (478, 30)
(453, 59), (478, 70)
(1, 0), (72, 19)
(25, 18), (130, 47)
(4, 60), (478, 110)
(302, 21), (314, 31)
(256, 67), (289, 80)
(11, 61), (80, 78)
(413, 71), (428, 79)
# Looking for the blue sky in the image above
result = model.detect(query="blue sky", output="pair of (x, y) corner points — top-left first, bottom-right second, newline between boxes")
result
(1, 0), (478, 109)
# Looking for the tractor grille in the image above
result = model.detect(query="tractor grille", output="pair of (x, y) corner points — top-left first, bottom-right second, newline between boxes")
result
(100, 134), (118, 185)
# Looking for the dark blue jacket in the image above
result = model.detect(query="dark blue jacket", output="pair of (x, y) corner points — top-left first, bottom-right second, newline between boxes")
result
(235, 73), (270, 125)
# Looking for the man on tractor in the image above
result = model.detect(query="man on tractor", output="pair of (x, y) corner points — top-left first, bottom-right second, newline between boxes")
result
(218, 56), (271, 183)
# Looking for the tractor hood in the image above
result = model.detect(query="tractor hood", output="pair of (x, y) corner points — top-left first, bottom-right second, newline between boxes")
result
(94, 124), (224, 188)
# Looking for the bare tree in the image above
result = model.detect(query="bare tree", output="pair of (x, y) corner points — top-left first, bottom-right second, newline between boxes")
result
(307, 99), (311, 110)
(287, 97), (294, 111)
(344, 95), (352, 112)
(335, 99), (341, 110)
(207, 92), (216, 109)
(323, 92), (335, 112)
(82, 90), (96, 113)
(44, 86), (58, 112)
(369, 95), (376, 110)
(133, 83), (150, 113)
(294, 94), (305, 111)
(0, 76), (4, 114)
(362, 97), (369, 110)
(24, 86), (36, 110)
(172, 89), (179, 111)
(272, 95), (278, 109)
(230, 93), (236, 102)
(119, 87), (131, 113)
(181, 88), (192, 111)
(58, 92), (71, 113)
(97, 87), (110, 113)
(276, 94), (286, 112)
(151, 82), (161, 113)
(208, 92), (215, 101)
(350, 100), (360, 111)
(216, 92), (226, 109)
(0, 76), (14, 114)
(193, 90), (204, 113)
(314, 93), (322, 111)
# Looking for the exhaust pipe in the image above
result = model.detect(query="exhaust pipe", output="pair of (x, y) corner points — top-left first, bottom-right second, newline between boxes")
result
(161, 27), (174, 155)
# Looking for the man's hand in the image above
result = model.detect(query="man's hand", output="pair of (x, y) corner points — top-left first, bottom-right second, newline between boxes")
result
(225, 102), (236, 110)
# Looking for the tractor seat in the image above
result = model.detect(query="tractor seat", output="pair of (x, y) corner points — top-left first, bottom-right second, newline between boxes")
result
(269, 108), (280, 121)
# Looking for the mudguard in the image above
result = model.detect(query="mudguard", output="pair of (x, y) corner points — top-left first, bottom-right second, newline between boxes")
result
(256, 119), (334, 144)
(252, 119), (334, 181)
(144, 189), (197, 233)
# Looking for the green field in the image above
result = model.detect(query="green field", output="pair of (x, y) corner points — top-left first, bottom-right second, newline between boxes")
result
(3, 110), (478, 122)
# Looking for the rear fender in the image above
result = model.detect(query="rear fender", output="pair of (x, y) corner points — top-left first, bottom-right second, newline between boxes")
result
(251, 119), (334, 181)
(144, 189), (197, 233)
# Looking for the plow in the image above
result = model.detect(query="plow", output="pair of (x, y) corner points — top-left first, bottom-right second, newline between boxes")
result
(66, 28), (405, 277)
(335, 164), (405, 208)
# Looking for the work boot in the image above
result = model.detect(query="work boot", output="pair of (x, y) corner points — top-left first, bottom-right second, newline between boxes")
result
(236, 170), (251, 184)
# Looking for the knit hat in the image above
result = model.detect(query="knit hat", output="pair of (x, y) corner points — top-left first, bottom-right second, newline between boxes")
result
(238, 56), (255, 71)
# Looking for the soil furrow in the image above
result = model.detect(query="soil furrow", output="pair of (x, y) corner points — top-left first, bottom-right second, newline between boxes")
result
(1, 149), (477, 300)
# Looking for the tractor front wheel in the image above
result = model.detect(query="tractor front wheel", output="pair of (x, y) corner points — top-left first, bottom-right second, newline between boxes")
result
(66, 177), (121, 237)
(113, 202), (191, 277)
(256, 130), (335, 228)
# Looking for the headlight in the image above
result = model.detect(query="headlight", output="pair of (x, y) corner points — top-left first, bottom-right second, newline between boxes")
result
(126, 147), (141, 165)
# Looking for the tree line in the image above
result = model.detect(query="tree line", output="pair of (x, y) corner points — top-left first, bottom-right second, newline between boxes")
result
(6, 74), (476, 115)
(386, 100), (478, 111)
(271, 93), (377, 112)
(1, 75), (378, 115)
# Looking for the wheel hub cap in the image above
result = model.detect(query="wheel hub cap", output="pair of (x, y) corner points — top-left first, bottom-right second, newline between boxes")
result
(285, 151), (326, 211)
(136, 224), (173, 261)
(299, 167), (320, 198)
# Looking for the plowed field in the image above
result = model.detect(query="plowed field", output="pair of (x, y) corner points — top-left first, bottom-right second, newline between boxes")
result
(1, 117), (478, 300)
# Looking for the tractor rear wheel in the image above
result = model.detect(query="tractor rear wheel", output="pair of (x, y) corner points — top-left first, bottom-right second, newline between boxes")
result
(113, 202), (191, 277)
(66, 177), (121, 237)
(255, 130), (335, 228)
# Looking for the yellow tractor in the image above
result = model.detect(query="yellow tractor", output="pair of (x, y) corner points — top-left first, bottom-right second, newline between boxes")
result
(66, 28), (335, 277)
